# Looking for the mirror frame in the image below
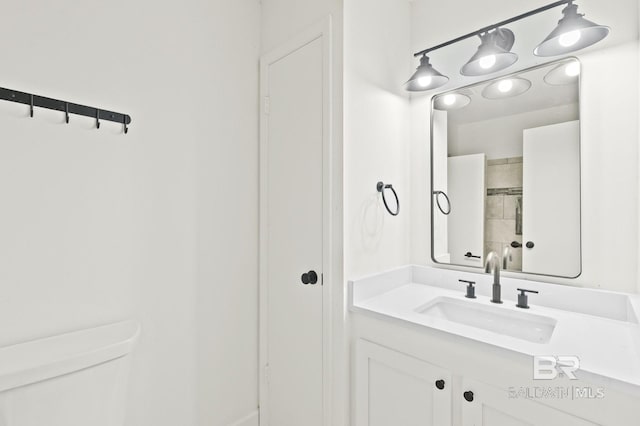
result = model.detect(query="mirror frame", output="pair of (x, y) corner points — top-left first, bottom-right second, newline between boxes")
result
(429, 57), (583, 279)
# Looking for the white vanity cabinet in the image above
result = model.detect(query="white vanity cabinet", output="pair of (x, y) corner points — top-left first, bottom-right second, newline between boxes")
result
(354, 340), (452, 426)
(460, 378), (598, 426)
(354, 339), (600, 426)
(350, 265), (640, 426)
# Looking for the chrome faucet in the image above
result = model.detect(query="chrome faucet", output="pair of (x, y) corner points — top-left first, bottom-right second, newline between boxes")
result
(485, 251), (503, 304)
(502, 245), (512, 270)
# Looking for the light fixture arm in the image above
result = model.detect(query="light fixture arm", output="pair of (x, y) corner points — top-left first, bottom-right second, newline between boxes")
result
(494, 28), (515, 51)
(559, 2), (584, 21)
(414, 0), (573, 57)
(479, 28), (515, 51)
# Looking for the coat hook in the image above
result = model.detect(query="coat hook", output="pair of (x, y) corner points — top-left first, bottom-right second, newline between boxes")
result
(29, 94), (34, 118)
(96, 109), (100, 129)
(123, 115), (128, 134)
(64, 102), (69, 124)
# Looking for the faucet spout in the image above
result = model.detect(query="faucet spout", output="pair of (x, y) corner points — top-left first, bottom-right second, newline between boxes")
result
(502, 245), (513, 270)
(485, 251), (503, 304)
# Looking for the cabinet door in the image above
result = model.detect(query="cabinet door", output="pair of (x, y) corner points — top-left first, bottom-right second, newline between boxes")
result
(461, 378), (598, 426)
(355, 340), (452, 426)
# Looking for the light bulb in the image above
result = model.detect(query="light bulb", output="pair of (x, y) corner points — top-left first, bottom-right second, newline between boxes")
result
(565, 62), (580, 77)
(498, 79), (513, 93)
(443, 94), (456, 106)
(479, 55), (497, 69)
(418, 76), (432, 88)
(559, 30), (581, 47)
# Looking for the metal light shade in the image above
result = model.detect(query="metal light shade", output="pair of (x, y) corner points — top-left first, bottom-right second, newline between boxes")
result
(534, 3), (609, 57)
(433, 93), (471, 111)
(405, 55), (449, 92)
(544, 60), (581, 85)
(482, 77), (531, 100)
(460, 28), (518, 76)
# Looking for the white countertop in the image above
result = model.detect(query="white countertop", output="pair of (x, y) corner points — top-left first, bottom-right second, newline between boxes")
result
(349, 265), (640, 396)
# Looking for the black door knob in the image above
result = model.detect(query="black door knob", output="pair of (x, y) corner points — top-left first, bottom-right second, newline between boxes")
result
(301, 270), (318, 285)
(435, 379), (445, 390)
(463, 391), (474, 402)
(525, 241), (535, 249)
(511, 241), (522, 248)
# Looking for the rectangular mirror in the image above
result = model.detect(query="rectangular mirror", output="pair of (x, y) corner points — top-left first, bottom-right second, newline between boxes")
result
(431, 58), (581, 278)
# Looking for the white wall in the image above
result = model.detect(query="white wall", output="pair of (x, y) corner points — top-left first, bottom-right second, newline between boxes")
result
(449, 104), (579, 159)
(410, 0), (640, 293)
(344, 0), (412, 279)
(195, 2), (260, 425)
(0, 1), (260, 426)
(262, 0), (342, 52)
(578, 42), (639, 292)
(343, 3), (413, 426)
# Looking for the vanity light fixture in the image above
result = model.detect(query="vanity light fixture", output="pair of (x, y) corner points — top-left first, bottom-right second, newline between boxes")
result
(407, 0), (607, 92)
(433, 93), (471, 111)
(405, 54), (449, 91)
(482, 77), (531, 99)
(544, 60), (581, 85)
(460, 28), (518, 76)
(534, 2), (609, 57)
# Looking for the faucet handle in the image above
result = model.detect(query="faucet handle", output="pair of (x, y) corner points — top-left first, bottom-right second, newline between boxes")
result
(459, 279), (476, 299)
(516, 288), (539, 309)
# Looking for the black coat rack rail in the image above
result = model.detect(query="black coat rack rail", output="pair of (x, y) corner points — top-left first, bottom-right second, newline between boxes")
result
(0, 86), (132, 134)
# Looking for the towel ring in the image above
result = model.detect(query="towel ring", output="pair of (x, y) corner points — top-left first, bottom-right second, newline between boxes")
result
(377, 181), (399, 216)
(433, 190), (451, 215)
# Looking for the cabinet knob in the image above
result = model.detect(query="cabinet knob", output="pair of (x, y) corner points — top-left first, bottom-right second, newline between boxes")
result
(435, 379), (445, 390)
(463, 390), (474, 402)
(301, 270), (318, 285)
(525, 241), (535, 249)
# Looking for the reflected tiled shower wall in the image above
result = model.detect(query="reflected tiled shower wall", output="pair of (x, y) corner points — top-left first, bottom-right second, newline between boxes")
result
(485, 157), (523, 271)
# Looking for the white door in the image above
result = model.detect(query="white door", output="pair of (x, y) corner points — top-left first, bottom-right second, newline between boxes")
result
(522, 121), (580, 277)
(355, 340), (452, 426)
(260, 23), (330, 426)
(447, 154), (485, 266)
(461, 378), (598, 426)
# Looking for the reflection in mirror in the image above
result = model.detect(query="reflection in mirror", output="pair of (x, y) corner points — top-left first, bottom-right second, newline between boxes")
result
(431, 58), (580, 278)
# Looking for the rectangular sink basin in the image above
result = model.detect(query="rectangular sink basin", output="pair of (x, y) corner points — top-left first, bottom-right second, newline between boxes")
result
(417, 297), (557, 343)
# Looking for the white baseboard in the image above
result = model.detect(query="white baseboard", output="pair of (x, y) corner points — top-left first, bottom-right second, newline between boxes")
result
(227, 410), (259, 426)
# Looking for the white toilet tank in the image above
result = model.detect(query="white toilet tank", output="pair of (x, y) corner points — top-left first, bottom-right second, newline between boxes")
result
(0, 320), (140, 426)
